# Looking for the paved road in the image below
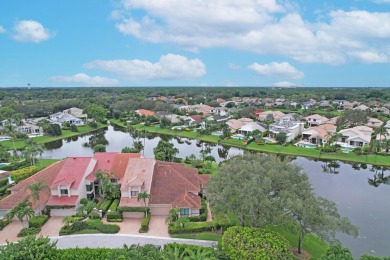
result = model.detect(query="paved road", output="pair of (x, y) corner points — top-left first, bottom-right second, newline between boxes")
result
(50, 234), (217, 249)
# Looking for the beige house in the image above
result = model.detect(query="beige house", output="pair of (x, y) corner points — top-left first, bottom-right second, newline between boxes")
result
(305, 114), (329, 127)
(301, 124), (337, 145)
(257, 111), (285, 121)
(338, 126), (372, 147)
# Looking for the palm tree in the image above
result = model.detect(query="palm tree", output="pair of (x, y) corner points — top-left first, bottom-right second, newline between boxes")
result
(137, 191), (151, 217)
(26, 180), (49, 216)
(3, 121), (19, 158)
(375, 125), (388, 152)
(166, 208), (180, 225)
(9, 200), (35, 227)
(162, 246), (185, 260)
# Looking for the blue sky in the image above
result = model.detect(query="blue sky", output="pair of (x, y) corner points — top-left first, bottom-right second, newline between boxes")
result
(1, 0), (390, 87)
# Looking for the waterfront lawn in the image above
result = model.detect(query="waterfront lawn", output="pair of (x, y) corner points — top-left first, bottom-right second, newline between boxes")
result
(282, 145), (322, 157)
(199, 135), (220, 143)
(246, 142), (283, 153)
(264, 224), (328, 259)
(220, 138), (247, 148)
(1, 123), (108, 150)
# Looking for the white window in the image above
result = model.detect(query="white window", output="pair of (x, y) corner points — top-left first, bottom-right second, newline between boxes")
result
(131, 191), (139, 197)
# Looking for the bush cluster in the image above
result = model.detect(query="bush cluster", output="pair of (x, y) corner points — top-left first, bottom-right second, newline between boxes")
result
(85, 219), (103, 230)
(97, 224), (120, 234)
(97, 199), (113, 212)
(10, 166), (38, 183)
(88, 212), (101, 220)
(29, 215), (49, 228)
(0, 161), (30, 171)
(118, 206), (150, 213)
(139, 214), (151, 233)
(168, 221), (216, 234)
(188, 200), (207, 222)
(106, 211), (123, 222)
(60, 220), (120, 235)
(17, 227), (41, 237)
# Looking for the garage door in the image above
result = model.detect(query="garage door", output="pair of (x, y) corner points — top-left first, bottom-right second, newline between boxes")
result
(150, 206), (170, 216)
(50, 208), (76, 217)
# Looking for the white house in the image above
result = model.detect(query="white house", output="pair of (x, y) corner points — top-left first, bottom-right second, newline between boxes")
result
(238, 122), (267, 135)
(338, 126), (372, 148)
(305, 114), (329, 127)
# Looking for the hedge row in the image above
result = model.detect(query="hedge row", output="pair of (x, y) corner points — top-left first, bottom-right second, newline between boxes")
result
(97, 199), (113, 211)
(168, 221), (216, 234)
(0, 160), (29, 171)
(88, 212), (101, 220)
(10, 166), (38, 183)
(106, 211), (123, 222)
(60, 220), (120, 235)
(139, 214), (151, 233)
(108, 199), (119, 211)
(17, 227), (41, 237)
(0, 184), (12, 195)
(118, 206), (150, 213)
(29, 215), (49, 228)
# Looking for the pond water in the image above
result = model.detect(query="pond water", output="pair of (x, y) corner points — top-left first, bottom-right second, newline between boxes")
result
(42, 125), (390, 257)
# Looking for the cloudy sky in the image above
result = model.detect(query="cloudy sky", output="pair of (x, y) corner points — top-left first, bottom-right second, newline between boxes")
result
(1, 0), (390, 87)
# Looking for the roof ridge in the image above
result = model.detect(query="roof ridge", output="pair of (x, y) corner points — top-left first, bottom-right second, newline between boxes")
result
(163, 163), (199, 191)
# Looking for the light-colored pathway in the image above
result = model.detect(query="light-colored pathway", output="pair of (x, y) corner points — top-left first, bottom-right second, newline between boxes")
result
(147, 216), (169, 237)
(50, 234), (217, 249)
(206, 202), (213, 221)
(102, 218), (141, 234)
(0, 221), (25, 244)
(38, 217), (62, 237)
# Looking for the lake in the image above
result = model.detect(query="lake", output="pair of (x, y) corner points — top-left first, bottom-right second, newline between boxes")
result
(42, 125), (390, 257)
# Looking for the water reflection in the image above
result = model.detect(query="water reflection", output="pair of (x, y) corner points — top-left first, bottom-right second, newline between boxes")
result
(368, 166), (390, 187)
(44, 139), (63, 150)
(321, 161), (341, 174)
(82, 131), (109, 148)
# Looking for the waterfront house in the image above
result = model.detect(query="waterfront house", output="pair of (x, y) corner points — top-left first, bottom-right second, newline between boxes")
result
(49, 112), (84, 126)
(337, 126), (372, 148)
(305, 114), (329, 127)
(301, 124), (337, 145)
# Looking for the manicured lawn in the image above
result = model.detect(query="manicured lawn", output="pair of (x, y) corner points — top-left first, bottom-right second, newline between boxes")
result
(73, 229), (101, 234)
(199, 135), (220, 143)
(36, 159), (61, 170)
(1, 123), (108, 150)
(264, 224), (328, 260)
(171, 232), (223, 250)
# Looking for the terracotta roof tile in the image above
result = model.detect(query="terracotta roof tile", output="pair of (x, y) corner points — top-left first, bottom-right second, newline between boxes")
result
(119, 197), (145, 207)
(46, 195), (78, 206)
(0, 161), (64, 210)
(51, 157), (92, 189)
(111, 153), (142, 180)
(149, 161), (207, 209)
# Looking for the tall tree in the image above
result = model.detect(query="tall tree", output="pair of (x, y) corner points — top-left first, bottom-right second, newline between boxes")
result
(83, 104), (107, 123)
(153, 140), (178, 162)
(26, 180), (49, 216)
(137, 191), (151, 217)
(3, 120), (19, 158)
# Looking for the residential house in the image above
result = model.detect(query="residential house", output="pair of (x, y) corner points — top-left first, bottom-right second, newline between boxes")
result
(305, 114), (329, 127)
(338, 126), (372, 148)
(136, 109), (155, 117)
(269, 117), (304, 142)
(149, 161), (208, 217)
(226, 118), (253, 133)
(180, 105), (213, 116)
(187, 115), (203, 125)
(17, 119), (43, 135)
(365, 118), (384, 129)
(49, 112), (84, 126)
(257, 111), (285, 121)
(368, 100), (381, 107)
(238, 122), (266, 135)
(301, 101), (315, 110)
(0, 161), (64, 217)
(353, 104), (369, 111)
(338, 101), (359, 110)
(206, 115), (230, 123)
(210, 107), (228, 116)
(319, 100), (331, 108)
(155, 111), (183, 124)
(301, 124), (337, 145)
(63, 107), (87, 119)
(373, 107), (390, 115)
(327, 116), (340, 125)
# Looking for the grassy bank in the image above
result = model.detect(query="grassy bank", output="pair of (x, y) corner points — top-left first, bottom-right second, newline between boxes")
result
(1, 123), (108, 150)
(111, 120), (390, 167)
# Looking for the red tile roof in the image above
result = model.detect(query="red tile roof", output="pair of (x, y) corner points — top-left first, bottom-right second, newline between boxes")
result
(149, 161), (208, 209)
(0, 161), (64, 210)
(46, 195), (78, 206)
(51, 157), (92, 189)
(190, 115), (202, 124)
(86, 152), (118, 181)
(111, 153), (142, 181)
(137, 109), (155, 117)
(119, 197), (145, 207)
(121, 158), (155, 191)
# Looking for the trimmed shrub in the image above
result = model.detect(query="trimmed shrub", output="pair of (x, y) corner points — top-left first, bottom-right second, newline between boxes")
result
(139, 214), (151, 233)
(88, 212), (101, 220)
(168, 221), (216, 234)
(85, 220), (103, 230)
(79, 198), (88, 205)
(108, 199), (119, 211)
(0, 178), (8, 187)
(222, 226), (293, 260)
(189, 200), (207, 222)
(106, 211), (123, 222)
(29, 215), (49, 228)
(10, 166), (38, 183)
(97, 224), (120, 234)
(0, 218), (10, 231)
(0, 184), (12, 195)
(118, 206), (150, 213)
(17, 227), (41, 237)
(164, 243), (216, 256)
(97, 199), (113, 211)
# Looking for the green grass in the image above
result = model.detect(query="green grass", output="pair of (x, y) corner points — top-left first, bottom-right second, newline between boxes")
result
(171, 232), (223, 250)
(72, 229), (101, 234)
(264, 225), (328, 260)
(1, 123), (108, 150)
(36, 159), (61, 170)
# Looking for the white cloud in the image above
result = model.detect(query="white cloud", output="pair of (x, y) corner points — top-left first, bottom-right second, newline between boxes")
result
(248, 62), (304, 79)
(0, 26), (5, 33)
(113, 1), (390, 64)
(84, 54), (206, 80)
(12, 20), (52, 43)
(273, 81), (298, 87)
(348, 51), (388, 63)
(49, 73), (118, 86)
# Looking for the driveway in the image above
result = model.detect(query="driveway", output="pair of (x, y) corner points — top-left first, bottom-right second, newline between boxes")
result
(0, 220), (25, 244)
(102, 218), (142, 234)
(39, 217), (63, 237)
(147, 216), (169, 237)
